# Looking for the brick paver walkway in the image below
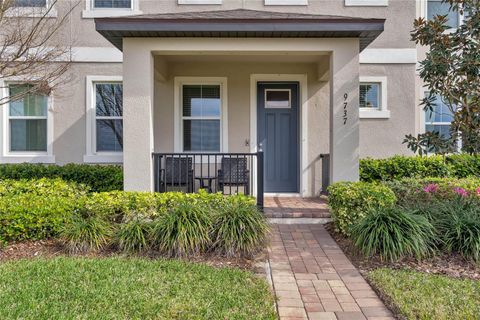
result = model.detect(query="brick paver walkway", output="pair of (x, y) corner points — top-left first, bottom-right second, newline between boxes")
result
(269, 224), (394, 320)
(264, 197), (330, 219)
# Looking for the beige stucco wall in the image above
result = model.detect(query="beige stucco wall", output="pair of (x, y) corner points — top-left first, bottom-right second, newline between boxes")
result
(52, 62), (123, 165)
(359, 63), (417, 158)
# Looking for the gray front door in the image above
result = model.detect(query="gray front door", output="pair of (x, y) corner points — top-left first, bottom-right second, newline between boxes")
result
(257, 82), (299, 193)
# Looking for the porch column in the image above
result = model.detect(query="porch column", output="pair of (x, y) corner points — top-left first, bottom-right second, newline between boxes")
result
(329, 41), (360, 182)
(122, 40), (154, 191)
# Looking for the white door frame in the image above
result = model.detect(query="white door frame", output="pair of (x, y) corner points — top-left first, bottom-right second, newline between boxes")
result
(249, 74), (308, 197)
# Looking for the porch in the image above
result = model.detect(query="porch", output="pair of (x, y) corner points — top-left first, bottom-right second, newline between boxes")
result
(95, 9), (385, 199)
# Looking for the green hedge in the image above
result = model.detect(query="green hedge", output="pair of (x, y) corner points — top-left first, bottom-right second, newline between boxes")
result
(360, 154), (480, 182)
(0, 163), (123, 192)
(0, 179), (87, 242)
(327, 182), (397, 235)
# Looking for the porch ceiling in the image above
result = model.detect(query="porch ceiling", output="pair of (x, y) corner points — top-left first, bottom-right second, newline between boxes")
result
(95, 9), (385, 52)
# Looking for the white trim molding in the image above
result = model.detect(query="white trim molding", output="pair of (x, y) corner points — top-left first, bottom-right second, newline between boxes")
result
(360, 49), (417, 64)
(82, 0), (141, 18)
(249, 74), (308, 197)
(178, 0), (222, 4)
(0, 78), (55, 164)
(84, 75), (123, 164)
(345, 0), (388, 6)
(359, 76), (391, 119)
(264, 0), (308, 5)
(173, 77), (228, 153)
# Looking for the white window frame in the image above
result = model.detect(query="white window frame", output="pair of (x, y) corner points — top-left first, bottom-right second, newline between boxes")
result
(264, 0), (308, 5)
(84, 75), (123, 163)
(5, 0), (57, 18)
(82, 0), (141, 18)
(0, 79), (55, 163)
(422, 0), (465, 31)
(359, 76), (390, 119)
(345, 0), (388, 7)
(174, 77), (228, 153)
(178, 0), (222, 4)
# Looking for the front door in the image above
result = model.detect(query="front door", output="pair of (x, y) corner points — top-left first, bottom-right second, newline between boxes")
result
(257, 82), (299, 193)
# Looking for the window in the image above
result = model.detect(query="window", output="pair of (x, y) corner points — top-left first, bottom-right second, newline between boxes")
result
(360, 83), (380, 109)
(265, 90), (291, 109)
(8, 85), (48, 152)
(359, 76), (390, 118)
(427, 0), (460, 28)
(85, 76), (123, 163)
(182, 85), (221, 152)
(11, 0), (46, 7)
(83, 0), (140, 18)
(93, 0), (131, 8)
(424, 94), (455, 138)
(95, 83), (123, 152)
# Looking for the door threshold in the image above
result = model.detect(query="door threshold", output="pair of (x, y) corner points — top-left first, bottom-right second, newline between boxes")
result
(264, 193), (302, 198)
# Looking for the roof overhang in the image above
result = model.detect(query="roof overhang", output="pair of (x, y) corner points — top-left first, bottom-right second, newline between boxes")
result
(95, 9), (385, 52)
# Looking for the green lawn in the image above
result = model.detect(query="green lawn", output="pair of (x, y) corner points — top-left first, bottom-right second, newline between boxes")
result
(0, 257), (276, 320)
(368, 268), (480, 320)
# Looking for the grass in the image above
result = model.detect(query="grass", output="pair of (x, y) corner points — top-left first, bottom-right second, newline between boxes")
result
(368, 268), (480, 320)
(0, 257), (276, 320)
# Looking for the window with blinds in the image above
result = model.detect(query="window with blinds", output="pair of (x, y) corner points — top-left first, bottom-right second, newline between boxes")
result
(95, 83), (123, 152)
(12, 0), (46, 7)
(359, 83), (381, 109)
(93, 0), (131, 8)
(182, 84), (221, 152)
(8, 84), (48, 152)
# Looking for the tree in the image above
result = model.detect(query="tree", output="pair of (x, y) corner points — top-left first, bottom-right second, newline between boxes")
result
(0, 0), (78, 105)
(405, 0), (480, 155)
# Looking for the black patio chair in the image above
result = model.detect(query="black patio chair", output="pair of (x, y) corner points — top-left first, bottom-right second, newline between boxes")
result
(159, 157), (194, 193)
(217, 157), (250, 195)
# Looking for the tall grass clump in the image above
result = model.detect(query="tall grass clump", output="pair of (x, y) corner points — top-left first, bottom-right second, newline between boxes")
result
(212, 197), (269, 257)
(150, 200), (211, 257)
(350, 207), (436, 262)
(115, 214), (152, 253)
(60, 208), (112, 254)
(437, 203), (480, 263)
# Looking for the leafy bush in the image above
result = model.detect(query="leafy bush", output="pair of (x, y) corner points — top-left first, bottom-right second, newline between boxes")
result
(212, 196), (269, 257)
(327, 182), (397, 235)
(0, 179), (86, 242)
(385, 177), (480, 206)
(61, 208), (112, 254)
(150, 200), (211, 257)
(350, 207), (436, 262)
(0, 163), (123, 192)
(115, 215), (152, 253)
(360, 154), (480, 182)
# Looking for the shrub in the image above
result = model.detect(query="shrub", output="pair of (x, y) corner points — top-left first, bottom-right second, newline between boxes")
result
(327, 182), (397, 235)
(212, 196), (269, 257)
(0, 163), (123, 192)
(350, 207), (437, 262)
(115, 215), (152, 253)
(61, 208), (112, 254)
(150, 199), (211, 257)
(0, 179), (86, 242)
(360, 154), (480, 182)
(385, 177), (480, 206)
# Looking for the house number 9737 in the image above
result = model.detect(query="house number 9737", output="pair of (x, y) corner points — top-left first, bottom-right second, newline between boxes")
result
(343, 93), (348, 125)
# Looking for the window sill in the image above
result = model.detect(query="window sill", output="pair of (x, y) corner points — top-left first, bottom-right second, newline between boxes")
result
(5, 7), (57, 18)
(360, 109), (391, 119)
(0, 155), (55, 164)
(82, 9), (142, 18)
(345, 0), (388, 6)
(83, 154), (123, 164)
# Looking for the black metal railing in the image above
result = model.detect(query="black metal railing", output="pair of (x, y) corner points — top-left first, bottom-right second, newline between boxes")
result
(153, 152), (264, 208)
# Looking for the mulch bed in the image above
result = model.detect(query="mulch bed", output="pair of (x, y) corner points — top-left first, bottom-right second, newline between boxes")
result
(325, 222), (480, 281)
(0, 240), (267, 274)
